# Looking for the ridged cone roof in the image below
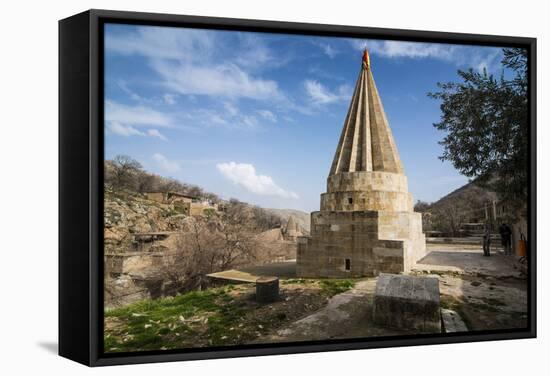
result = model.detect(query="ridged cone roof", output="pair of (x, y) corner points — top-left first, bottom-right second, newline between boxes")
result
(329, 52), (404, 176)
(285, 215), (298, 232)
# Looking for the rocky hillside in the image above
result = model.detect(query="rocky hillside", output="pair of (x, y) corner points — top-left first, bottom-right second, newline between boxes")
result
(104, 188), (193, 254)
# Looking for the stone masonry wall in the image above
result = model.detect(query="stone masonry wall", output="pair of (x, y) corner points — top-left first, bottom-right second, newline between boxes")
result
(297, 209), (425, 278)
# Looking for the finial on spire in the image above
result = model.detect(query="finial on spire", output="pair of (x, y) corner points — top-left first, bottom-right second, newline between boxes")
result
(362, 49), (370, 70)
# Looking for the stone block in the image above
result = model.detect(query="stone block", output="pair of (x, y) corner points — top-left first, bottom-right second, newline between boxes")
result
(256, 277), (279, 303)
(373, 273), (441, 333)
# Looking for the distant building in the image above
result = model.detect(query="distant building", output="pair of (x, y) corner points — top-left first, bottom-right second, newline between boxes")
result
(145, 191), (196, 204)
(282, 215), (305, 242)
(145, 191), (217, 216)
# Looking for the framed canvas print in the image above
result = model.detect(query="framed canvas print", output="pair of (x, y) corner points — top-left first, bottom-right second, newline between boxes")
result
(59, 9), (536, 366)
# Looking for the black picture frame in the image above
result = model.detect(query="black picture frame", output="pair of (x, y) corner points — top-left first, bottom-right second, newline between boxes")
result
(59, 8), (537, 367)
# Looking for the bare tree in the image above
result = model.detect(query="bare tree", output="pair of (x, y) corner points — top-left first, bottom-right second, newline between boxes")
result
(107, 155), (143, 191)
(153, 212), (261, 294)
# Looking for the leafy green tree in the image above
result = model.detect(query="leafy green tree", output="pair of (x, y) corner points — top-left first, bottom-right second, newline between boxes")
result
(428, 48), (528, 216)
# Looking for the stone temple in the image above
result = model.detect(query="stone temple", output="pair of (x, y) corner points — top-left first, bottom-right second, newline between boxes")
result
(297, 50), (426, 278)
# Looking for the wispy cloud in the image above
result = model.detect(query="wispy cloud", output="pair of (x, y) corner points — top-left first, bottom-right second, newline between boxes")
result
(233, 33), (291, 70)
(106, 26), (288, 102)
(152, 153), (181, 173)
(304, 80), (352, 105)
(216, 162), (298, 199)
(105, 100), (172, 128)
(117, 80), (143, 101)
(350, 39), (456, 59)
(317, 42), (338, 58)
(182, 104), (262, 131)
(349, 39), (503, 73)
(153, 60), (282, 100)
(107, 121), (146, 137)
(105, 26), (215, 62)
(105, 101), (174, 140)
(163, 94), (177, 105)
(147, 129), (168, 141)
(257, 110), (277, 122)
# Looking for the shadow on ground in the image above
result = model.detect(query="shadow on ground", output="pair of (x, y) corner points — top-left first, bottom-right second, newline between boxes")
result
(240, 260), (297, 278)
(37, 341), (58, 354)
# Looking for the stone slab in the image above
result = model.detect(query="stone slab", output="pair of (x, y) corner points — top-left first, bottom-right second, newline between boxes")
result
(441, 308), (468, 333)
(373, 273), (441, 333)
(206, 270), (259, 283)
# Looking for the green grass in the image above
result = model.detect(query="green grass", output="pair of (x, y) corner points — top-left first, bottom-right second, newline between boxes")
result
(104, 284), (291, 352)
(105, 278), (358, 352)
(319, 279), (355, 296)
(282, 278), (355, 295)
(105, 287), (248, 352)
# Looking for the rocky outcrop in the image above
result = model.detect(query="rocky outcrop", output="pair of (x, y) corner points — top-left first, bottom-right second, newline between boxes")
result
(104, 189), (191, 254)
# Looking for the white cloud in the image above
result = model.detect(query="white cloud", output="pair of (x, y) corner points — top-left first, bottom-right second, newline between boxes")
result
(179, 106), (263, 131)
(350, 39), (456, 59)
(216, 162), (298, 199)
(223, 102), (239, 116)
(163, 94), (177, 105)
(240, 115), (259, 129)
(147, 129), (168, 141)
(107, 121), (145, 137)
(152, 153), (181, 173)
(257, 110), (277, 122)
(304, 80), (352, 105)
(349, 39), (503, 72)
(117, 80), (143, 101)
(105, 100), (172, 128)
(234, 34), (277, 69)
(153, 60), (282, 100)
(106, 26), (215, 63)
(318, 43), (338, 58)
(107, 26), (286, 101)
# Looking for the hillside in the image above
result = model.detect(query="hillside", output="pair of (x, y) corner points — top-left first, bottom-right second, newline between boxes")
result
(431, 180), (497, 209)
(416, 179), (499, 235)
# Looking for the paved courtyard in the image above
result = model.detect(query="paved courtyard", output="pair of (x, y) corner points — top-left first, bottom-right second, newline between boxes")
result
(237, 242), (528, 339)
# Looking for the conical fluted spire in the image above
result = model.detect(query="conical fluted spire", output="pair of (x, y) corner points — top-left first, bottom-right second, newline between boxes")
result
(286, 215), (297, 232)
(329, 50), (404, 176)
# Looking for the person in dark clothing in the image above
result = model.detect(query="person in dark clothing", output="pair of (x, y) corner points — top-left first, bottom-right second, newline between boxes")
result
(482, 225), (491, 257)
(499, 223), (513, 255)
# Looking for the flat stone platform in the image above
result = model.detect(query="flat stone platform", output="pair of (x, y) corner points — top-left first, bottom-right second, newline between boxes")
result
(373, 273), (441, 333)
(206, 270), (259, 283)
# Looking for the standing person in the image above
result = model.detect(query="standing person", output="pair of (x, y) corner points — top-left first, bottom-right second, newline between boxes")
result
(482, 224), (491, 257)
(499, 223), (513, 255)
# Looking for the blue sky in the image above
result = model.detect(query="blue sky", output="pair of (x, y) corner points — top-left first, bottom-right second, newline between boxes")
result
(104, 23), (508, 212)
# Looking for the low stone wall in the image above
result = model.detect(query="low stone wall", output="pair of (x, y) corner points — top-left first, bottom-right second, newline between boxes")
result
(104, 252), (164, 277)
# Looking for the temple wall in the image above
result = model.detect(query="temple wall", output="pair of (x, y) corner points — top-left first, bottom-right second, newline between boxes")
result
(327, 171), (408, 193)
(297, 209), (426, 278)
(320, 191), (413, 212)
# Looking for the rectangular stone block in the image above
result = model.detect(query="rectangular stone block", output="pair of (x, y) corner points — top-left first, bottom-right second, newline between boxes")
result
(373, 273), (441, 333)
